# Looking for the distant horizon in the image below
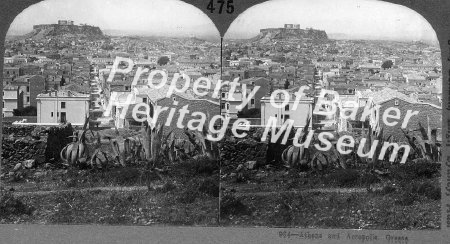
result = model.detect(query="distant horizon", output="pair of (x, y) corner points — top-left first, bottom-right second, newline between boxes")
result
(6, 0), (439, 46)
(7, 25), (439, 46)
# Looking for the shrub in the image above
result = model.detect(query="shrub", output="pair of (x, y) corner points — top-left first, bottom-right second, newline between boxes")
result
(409, 181), (441, 200)
(391, 161), (440, 182)
(235, 170), (253, 183)
(220, 194), (251, 217)
(155, 181), (177, 194)
(190, 157), (218, 176)
(375, 185), (397, 195)
(237, 108), (261, 118)
(198, 178), (219, 197)
(0, 190), (34, 218)
(110, 168), (142, 185)
(395, 192), (416, 206)
(359, 171), (381, 186)
(177, 188), (199, 204)
(327, 169), (359, 187)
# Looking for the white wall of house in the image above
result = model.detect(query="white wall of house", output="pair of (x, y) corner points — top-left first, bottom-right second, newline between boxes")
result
(261, 97), (313, 128)
(37, 95), (90, 124)
(221, 91), (243, 119)
(3, 89), (18, 117)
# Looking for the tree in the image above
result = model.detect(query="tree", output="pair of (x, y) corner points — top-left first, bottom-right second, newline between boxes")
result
(60, 77), (66, 87)
(284, 79), (290, 89)
(237, 108), (261, 118)
(13, 106), (37, 116)
(157, 56), (170, 66)
(381, 60), (394, 69)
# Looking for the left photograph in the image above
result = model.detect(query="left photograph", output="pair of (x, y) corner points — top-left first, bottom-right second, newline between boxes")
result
(1, 0), (221, 225)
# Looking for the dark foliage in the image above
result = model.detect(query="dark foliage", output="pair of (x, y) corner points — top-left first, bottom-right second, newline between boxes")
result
(237, 108), (261, 118)
(13, 106), (37, 116)
(198, 178), (219, 197)
(220, 194), (251, 217)
(327, 169), (360, 187)
(0, 190), (34, 219)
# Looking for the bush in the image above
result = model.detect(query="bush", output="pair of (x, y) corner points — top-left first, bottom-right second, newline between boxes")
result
(327, 169), (360, 187)
(198, 178), (219, 197)
(237, 108), (261, 118)
(220, 194), (251, 217)
(391, 161), (440, 182)
(111, 168), (143, 185)
(191, 157), (218, 176)
(155, 181), (177, 193)
(375, 185), (397, 195)
(177, 188), (199, 204)
(395, 192), (416, 206)
(13, 106), (37, 116)
(409, 181), (441, 200)
(359, 171), (381, 186)
(0, 190), (34, 219)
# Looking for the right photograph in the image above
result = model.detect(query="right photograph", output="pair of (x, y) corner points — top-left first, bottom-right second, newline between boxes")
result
(219, 0), (441, 230)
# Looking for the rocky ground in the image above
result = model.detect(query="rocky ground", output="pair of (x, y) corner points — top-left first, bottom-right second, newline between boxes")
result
(0, 125), (220, 226)
(218, 130), (441, 230)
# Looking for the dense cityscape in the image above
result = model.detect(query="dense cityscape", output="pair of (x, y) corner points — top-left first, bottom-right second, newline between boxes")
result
(1, 19), (442, 229)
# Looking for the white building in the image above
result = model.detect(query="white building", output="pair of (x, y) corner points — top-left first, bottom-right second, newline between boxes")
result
(3, 85), (18, 117)
(36, 90), (90, 124)
(260, 91), (314, 128)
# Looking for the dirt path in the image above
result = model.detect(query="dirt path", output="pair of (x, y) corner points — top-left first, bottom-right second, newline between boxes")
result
(12, 186), (148, 196)
(233, 187), (367, 197)
(11, 185), (367, 197)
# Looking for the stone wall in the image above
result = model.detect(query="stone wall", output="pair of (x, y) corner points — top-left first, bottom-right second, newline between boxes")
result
(1, 124), (74, 172)
(2, 126), (47, 172)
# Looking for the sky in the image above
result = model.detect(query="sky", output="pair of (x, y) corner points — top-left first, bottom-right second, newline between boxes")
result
(7, 0), (220, 38)
(224, 0), (438, 44)
(7, 0), (438, 43)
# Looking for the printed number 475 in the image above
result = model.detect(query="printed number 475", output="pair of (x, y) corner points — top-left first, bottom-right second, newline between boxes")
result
(207, 0), (234, 14)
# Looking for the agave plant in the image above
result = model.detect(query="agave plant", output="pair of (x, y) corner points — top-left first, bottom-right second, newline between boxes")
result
(60, 116), (90, 167)
(123, 136), (145, 164)
(183, 113), (219, 161)
(90, 132), (110, 169)
(141, 121), (166, 168)
(355, 125), (390, 167)
(401, 119), (440, 162)
(281, 117), (311, 168)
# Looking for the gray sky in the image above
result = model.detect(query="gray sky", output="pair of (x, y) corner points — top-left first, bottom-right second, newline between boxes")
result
(7, 0), (220, 38)
(224, 0), (438, 43)
(7, 0), (438, 43)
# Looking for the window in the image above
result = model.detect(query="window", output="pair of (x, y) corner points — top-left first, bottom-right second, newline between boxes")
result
(125, 86), (130, 91)
(284, 115), (290, 121)
(143, 97), (147, 103)
(26, 86), (30, 92)
(251, 99), (255, 105)
(285, 104), (289, 111)
(226, 103), (230, 110)
(51, 112), (54, 117)
(172, 97), (176, 101)
(61, 102), (66, 108)
(2, 102), (4, 108)
(221, 92), (226, 98)
(394, 99), (399, 106)
(221, 103), (225, 109)
(26, 97), (30, 103)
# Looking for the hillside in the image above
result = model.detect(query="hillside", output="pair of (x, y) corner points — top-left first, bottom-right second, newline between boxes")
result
(251, 27), (328, 43)
(25, 24), (105, 40)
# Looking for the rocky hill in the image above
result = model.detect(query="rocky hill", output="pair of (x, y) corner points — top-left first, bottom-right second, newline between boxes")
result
(251, 27), (328, 43)
(26, 24), (105, 39)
